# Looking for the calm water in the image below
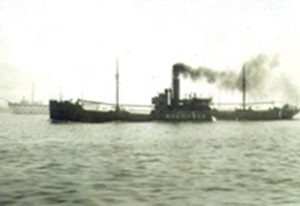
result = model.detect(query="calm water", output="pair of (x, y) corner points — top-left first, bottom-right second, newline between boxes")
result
(1, 113), (300, 206)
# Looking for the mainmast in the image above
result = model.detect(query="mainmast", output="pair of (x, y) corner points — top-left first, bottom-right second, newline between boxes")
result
(115, 58), (120, 112)
(242, 65), (246, 110)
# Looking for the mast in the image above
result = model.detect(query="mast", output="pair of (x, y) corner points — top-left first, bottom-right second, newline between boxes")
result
(242, 65), (246, 110)
(81, 77), (85, 99)
(115, 58), (120, 112)
(59, 86), (63, 101)
(31, 82), (35, 103)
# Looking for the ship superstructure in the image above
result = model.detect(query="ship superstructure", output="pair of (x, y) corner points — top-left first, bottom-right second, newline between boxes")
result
(151, 64), (213, 121)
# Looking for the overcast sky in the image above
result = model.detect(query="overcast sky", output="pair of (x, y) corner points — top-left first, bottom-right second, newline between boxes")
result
(1, 0), (300, 105)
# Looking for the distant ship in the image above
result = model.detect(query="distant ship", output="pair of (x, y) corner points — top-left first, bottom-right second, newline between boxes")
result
(8, 84), (48, 115)
(8, 100), (48, 115)
(212, 66), (299, 120)
(49, 62), (213, 123)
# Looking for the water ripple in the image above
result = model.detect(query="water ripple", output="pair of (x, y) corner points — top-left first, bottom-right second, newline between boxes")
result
(0, 114), (300, 205)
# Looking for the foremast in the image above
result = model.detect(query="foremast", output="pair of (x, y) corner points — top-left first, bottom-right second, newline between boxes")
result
(242, 65), (246, 110)
(115, 58), (120, 112)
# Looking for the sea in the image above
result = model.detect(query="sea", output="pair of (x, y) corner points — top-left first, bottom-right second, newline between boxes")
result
(0, 113), (300, 206)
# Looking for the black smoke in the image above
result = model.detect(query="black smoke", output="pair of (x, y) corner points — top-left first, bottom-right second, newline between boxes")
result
(173, 54), (300, 104)
(173, 54), (279, 92)
(173, 63), (218, 83)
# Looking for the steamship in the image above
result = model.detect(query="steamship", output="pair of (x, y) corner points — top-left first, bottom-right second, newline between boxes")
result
(49, 63), (213, 122)
(49, 62), (299, 122)
(212, 65), (299, 120)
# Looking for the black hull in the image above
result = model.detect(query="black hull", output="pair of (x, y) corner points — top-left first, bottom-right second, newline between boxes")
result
(151, 111), (212, 121)
(212, 107), (299, 121)
(49, 100), (213, 123)
(50, 100), (152, 123)
(50, 100), (298, 123)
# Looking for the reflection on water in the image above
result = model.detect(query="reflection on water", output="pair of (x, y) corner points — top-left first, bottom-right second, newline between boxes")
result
(0, 113), (300, 205)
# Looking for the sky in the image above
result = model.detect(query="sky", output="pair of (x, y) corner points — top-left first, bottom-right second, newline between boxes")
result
(1, 0), (300, 106)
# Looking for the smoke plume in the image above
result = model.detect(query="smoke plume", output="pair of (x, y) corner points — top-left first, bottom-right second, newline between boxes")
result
(173, 63), (218, 83)
(174, 54), (280, 93)
(236, 54), (279, 92)
(173, 54), (300, 104)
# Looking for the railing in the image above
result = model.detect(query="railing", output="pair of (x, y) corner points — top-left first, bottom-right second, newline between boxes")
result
(77, 99), (153, 108)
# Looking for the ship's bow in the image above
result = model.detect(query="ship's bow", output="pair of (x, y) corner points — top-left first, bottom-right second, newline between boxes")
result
(49, 100), (81, 122)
